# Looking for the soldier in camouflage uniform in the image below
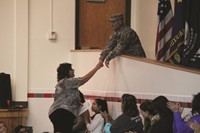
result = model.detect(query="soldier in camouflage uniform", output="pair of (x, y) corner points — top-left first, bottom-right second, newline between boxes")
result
(99, 13), (146, 68)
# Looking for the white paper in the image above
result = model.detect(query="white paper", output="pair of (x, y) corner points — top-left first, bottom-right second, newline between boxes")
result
(78, 100), (92, 115)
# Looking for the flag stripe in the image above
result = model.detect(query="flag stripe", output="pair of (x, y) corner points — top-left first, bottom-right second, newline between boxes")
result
(158, 10), (173, 33)
(157, 28), (173, 60)
(156, 0), (174, 61)
(158, 17), (173, 41)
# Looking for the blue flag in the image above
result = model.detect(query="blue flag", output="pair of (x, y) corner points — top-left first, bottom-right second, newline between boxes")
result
(168, 0), (186, 65)
(168, 0), (200, 69)
(182, 0), (200, 69)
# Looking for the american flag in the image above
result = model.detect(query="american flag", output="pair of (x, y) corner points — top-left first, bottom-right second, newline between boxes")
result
(155, 0), (174, 61)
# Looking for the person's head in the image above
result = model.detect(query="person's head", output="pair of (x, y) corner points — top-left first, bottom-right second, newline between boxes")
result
(121, 94), (139, 117)
(92, 99), (108, 114)
(57, 62), (74, 81)
(191, 92), (200, 114)
(140, 100), (156, 119)
(15, 125), (27, 133)
(109, 13), (124, 31)
(151, 96), (173, 118)
(0, 121), (7, 133)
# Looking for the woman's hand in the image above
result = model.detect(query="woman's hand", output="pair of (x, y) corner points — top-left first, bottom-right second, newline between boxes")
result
(188, 120), (200, 133)
(97, 61), (104, 69)
(81, 110), (90, 124)
(80, 61), (104, 85)
(167, 101), (183, 113)
(100, 111), (110, 123)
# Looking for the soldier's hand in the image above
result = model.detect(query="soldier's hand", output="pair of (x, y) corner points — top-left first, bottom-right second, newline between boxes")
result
(99, 59), (104, 63)
(105, 60), (109, 68)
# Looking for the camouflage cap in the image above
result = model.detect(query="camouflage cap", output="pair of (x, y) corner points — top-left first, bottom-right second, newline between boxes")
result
(108, 13), (124, 22)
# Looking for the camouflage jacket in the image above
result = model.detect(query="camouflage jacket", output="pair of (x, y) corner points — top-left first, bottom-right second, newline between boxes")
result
(99, 26), (146, 61)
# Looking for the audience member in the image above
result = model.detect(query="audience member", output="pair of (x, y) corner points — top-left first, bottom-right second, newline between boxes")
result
(99, 13), (146, 68)
(150, 96), (173, 133)
(188, 120), (200, 133)
(101, 94), (143, 133)
(15, 125), (28, 133)
(48, 61), (103, 133)
(72, 116), (87, 133)
(85, 98), (108, 133)
(139, 100), (156, 133)
(72, 92), (88, 133)
(167, 92), (200, 133)
(0, 121), (7, 133)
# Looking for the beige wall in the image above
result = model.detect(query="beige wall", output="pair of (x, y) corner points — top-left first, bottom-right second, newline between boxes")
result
(0, 0), (75, 101)
(71, 51), (200, 96)
(131, 0), (175, 59)
(131, 0), (157, 59)
(0, 0), (28, 101)
(28, 0), (75, 89)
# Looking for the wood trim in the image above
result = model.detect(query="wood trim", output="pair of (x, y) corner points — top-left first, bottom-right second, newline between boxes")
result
(0, 109), (28, 117)
(71, 49), (102, 52)
(0, 109), (28, 132)
(125, 0), (131, 26)
(122, 55), (200, 75)
(70, 50), (200, 75)
(75, 0), (80, 49)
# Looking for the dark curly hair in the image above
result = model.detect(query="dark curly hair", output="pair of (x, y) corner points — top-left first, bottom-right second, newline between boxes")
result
(91, 99), (108, 120)
(57, 63), (72, 82)
(121, 94), (139, 117)
(151, 96), (173, 119)
(96, 99), (108, 113)
(140, 100), (156, 116)
(191, 92), (200, 114)
(140, 100), (155, 133)
(15, 125), (26, 133)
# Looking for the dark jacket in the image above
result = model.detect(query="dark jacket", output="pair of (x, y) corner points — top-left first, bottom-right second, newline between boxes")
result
(110, 114), (143, 133)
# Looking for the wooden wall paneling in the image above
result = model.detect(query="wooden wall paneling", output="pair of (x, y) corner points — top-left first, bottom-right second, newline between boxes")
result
(0, 109), (28, 133)
(76, 0), (130, 49)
